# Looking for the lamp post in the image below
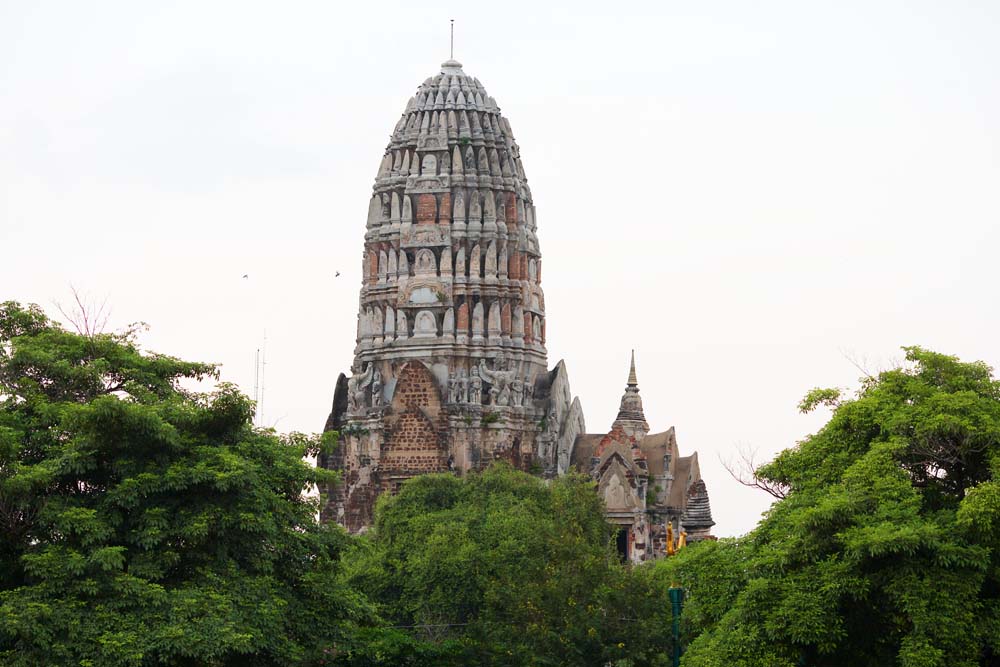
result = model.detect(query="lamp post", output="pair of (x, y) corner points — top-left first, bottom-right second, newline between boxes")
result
(668, 585), (684, 667)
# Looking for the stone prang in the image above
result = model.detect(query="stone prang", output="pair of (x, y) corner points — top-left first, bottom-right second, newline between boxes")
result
(318, 59), (714, 555)
(318, 59), (585, 532)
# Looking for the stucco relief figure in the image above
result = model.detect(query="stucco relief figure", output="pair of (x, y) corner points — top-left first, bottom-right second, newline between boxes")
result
(448, 373), (460, 404)
(347, 363), (374, 413)
(469, 369), (482, 404)
(371, 369), (383, 407)
(478, 358), (516, 406)
(605, 473), (627, 509)
(457, 368), (468, 403)
(415, 249), (436, 276)
(510, 379), (524, 407)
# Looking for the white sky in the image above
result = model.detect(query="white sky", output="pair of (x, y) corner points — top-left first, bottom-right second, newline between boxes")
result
(2, 1), (998, 537)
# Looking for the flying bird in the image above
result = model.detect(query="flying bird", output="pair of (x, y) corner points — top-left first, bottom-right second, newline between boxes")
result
(335, 271), (341, 277)
(242, 274), (248, 279)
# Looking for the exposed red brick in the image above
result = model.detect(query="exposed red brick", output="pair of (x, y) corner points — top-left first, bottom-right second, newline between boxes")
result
(416, 194), (437, 224)
(438, 192), (451, 223)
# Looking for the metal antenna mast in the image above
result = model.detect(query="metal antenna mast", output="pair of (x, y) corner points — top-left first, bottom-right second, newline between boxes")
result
(253, 348), (260, 426)
(260, 330), (267, 427)
(450, 19), (454, 59)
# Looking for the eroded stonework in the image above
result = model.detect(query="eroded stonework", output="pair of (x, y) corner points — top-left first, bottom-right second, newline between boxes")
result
(318, 59), (585, 533)
(318, 60), (713, 552)
(570, 353), (716, 562)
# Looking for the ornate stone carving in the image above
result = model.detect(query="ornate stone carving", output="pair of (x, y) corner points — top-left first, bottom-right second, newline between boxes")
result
(510, 378), (524, 407)
(478, 357), (516, 406)
(469, 368), (482, 404)
(371, 368), (383, 407)
(347, 363), (374, 413)
(414, 310), (436, 337)
(414, 249), (436, 276)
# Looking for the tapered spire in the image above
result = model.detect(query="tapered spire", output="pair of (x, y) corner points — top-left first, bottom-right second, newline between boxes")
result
(613, 349), (649, 436)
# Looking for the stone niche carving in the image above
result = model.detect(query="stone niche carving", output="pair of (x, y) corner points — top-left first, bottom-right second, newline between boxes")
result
(599, 460), (639, 511)
(421, 153), (437, 175)
(414, 248), (437, 276)
(414, 310), (437, 338)
(398, 278), (449, 308)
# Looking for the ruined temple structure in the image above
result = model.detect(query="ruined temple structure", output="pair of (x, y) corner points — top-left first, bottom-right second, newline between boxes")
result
(318, 58), (586, 532)
(570, 352), (715, 562)
(318, 58), (712, 559)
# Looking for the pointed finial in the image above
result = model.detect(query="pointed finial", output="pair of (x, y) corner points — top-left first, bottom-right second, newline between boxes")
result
(627, 349), (638, 387)
(441, 21), (463, 74)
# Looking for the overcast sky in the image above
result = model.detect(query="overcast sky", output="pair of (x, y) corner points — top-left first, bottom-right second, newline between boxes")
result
(3, 1), (998, 537)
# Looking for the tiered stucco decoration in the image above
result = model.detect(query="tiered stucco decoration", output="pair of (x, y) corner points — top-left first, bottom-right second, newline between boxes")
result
(571, 353), (715, 562)
(318, 59), (585, 532)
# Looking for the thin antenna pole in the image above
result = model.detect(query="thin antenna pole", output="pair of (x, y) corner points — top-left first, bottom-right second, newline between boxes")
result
(260, 330), (267, 427)
(450, 19), (454, 59)
(253, 348), (260, 426)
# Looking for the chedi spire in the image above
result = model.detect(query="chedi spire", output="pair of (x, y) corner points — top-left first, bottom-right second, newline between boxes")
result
(613, 350), (649, 437)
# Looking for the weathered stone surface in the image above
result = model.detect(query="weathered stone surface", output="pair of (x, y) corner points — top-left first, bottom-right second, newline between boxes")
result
(319, 60), (713, 555)
(569, 354), (715, 562)
(319, 59), (582, 533)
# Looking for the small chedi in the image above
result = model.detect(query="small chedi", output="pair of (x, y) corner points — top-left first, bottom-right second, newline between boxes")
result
(318, 58), (713, 561)
(571, 352), (715, 561)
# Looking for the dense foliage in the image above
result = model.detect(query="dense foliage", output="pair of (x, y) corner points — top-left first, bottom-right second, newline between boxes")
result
(9, 296), (999, 667)
(654, 347), (1000, 667)
(0, 302), (369, 666)
(338, 465), (671, 666)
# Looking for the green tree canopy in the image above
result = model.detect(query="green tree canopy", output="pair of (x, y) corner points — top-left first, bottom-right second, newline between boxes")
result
(338, 464), (670, 667)
(0, 301), (368, 666)
(653, 347), (1000, 667)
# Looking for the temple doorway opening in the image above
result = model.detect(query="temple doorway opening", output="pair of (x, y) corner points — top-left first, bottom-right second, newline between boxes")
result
(615, 525), (630, 562)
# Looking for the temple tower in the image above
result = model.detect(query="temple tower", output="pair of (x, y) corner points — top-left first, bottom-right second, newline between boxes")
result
(319, 59), (586, 532)
(571, 353), (715, 562)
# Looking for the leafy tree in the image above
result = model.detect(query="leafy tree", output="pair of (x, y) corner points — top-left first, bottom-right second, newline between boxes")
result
(654, 347), (1000, 667)
(0, 301), (370, 666)
(338, 464), (670, 667)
